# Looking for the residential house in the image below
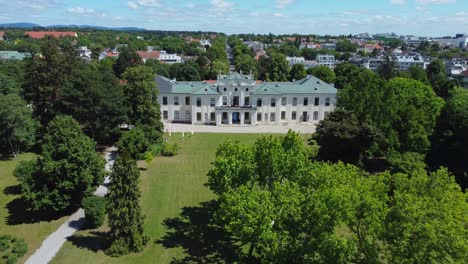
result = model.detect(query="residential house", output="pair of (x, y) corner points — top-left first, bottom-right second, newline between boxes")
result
(137, 51), (160, 63)
(159, 50), (182, 63)
(0, 32), (4, 41)
(75, 46), (92, 58)
(317, 55), (335, 68)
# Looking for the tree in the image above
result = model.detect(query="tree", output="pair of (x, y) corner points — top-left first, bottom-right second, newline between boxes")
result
(0, 94), (37, 157)
(207, 140), (255, 195)
(23, 37), (76, 126)
(115, 126), (151, 160)
(60, 62), (127, 144)
(15, 116), (105, 212)
(122, 66), (163, 143)
(407, 65), (429, 84)
(334, 62), (363, 89)
(235, 54), (258, 77)
(427, 87), (468, 188)
(313, 109), (375, 165)
(107, 153), (148, 256)
(169, 63), (201, 81)
(210, 59), (230, 78)
(266, 53), (289, 81)
(378, 56), (396, 80)
(336, 39), (357, 52)
(289, 64), (306, 81)
(308, 65), (336, 83)
(384, 168), (468, 263)
(113, 47), (142, 77)
(301, 48), (317, 60)
(426, 60), (453, 98)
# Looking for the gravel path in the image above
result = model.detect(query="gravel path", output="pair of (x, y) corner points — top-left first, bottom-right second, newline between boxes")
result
(25, 147), (117, 264)
(164, 122), (317, 134)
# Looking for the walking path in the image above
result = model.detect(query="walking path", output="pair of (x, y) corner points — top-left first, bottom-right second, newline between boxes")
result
(25, 147), (117, 264)
(164, 122), (317, 134)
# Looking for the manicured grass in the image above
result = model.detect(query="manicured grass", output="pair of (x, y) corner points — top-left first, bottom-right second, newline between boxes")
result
(0, 153), (68, 263)
(51, 133), (278, 264)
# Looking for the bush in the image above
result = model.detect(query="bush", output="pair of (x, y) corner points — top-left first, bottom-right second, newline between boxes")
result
(151, 142), (165, 156)
(162, 143), (180, 157)
(116, 126), (151, 160)
(82, 196), (106, 229)
(0, 235), (27, 264)
(106, 240), (129, 257)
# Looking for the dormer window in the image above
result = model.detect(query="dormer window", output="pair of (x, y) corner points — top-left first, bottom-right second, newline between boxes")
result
(223, 88), (227, 92)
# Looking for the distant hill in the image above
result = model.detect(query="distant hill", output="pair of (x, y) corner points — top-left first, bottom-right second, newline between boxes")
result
(0, 22), (146, 31)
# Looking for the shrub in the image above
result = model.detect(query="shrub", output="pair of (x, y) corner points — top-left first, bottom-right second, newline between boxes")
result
(82, 196), (106, 229)
(116, 126), (151, 160)
(162, 143), (180, 157)
(0, 235), (27, 264)
(151, 142), (165, 156)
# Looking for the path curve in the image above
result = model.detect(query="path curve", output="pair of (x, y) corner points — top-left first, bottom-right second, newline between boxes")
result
(24, 146), (117, 264)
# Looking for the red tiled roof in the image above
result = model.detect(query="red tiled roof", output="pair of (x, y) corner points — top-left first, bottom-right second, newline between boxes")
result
(137, 51), (160, 59)
(25, 31), (77, 39)
(461, 70), (468, 77)
(364, 43), (383, 50)
(0, 32), (4, 38)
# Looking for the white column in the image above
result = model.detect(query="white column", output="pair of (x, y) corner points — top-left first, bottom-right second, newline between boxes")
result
(228, 112), (233, 125)
(191, 104), (196, 124)
(216, 112), (222, 126)
(251, 112), (257, 126)
(240, 112), (245, 125)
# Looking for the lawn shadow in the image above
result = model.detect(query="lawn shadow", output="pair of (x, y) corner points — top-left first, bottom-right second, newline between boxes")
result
(157, 200), (242, 264)
(67, 231), (111, 253)
(3, 184), (21, 195)
(5, 197), (69, 225)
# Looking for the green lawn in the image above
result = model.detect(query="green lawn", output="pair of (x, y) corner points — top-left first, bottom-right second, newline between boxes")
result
(0, 153), (68, 263)
(51, 133), (279, 264)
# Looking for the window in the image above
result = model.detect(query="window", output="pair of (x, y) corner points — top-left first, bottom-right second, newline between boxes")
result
(174, 96), (179, 105)
(163, 97), (168, 105)
(196, 98), (202, 107)
(197, 112), (202, 121)
(222, 112), (227, 120)
(303, 97), (309, 106)
(325, 97), (331, 106)
(210, 98), (215, 107)
(324, 111), (330, 119)
(292, 111), (297, 120)
(271, 98), (276, 107)
(314, 97), (320, 106)
(257, 98), (263, 107)
(313, 111), (319, 120)
(186, 111), (191, 120)
(185, 96), (190, 105)
(210, 112), (215, 121)
(235, 88), (238, 92)
(163, 111), (168, 119)
(223, 96), (228, 106)
(292, 97), (297, 106)
(257, 113), (262, 121)
(270, 113), (276, 122)
(244, 97), (250, 106)
(281, 97), (287, 106)
(174, 111), (180, 120)
(281, 111), (286, 120)
(223, 87), (227, 92)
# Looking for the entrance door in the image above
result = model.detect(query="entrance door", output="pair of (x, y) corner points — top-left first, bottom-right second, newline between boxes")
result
(232, 112), (239, 122)
(302, 112), (308, 122)
(233, 96), (239, 106)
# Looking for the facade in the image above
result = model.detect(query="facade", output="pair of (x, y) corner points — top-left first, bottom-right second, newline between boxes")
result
(317, 55), (335, 68)
(394, 53), (428, 71)
(157, 72), (337, 126)
(158, 51), (182, 63)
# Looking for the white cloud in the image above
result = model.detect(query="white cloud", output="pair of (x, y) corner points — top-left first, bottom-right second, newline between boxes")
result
(67, 7), (95, 14)
(127, 2), (138, 9)
(416, 6), (426, 11)
(249, 12), (260, 17)
(274, 12), (285, 17)
(211, 0), (234, 11)
(455, 11), (467, 16)
(416, 0), (456, 5)
(390, 0), (405, 5)
(186, 2), (196, 9)
(275, 0), (295, 9)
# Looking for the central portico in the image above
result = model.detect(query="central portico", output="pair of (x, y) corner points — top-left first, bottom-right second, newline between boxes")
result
(156, 72), (337, 126)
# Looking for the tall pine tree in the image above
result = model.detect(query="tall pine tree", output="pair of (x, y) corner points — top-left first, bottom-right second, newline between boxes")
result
(106, 153), (148, 256)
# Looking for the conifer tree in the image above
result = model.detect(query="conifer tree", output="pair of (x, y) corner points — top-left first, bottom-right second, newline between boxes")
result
(106, 152), (148, 256)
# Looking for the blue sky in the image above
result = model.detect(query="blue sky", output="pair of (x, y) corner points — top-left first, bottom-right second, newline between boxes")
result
(0, 0), (466, 36)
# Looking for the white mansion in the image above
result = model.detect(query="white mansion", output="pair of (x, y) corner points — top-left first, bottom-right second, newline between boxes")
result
(156, 72), (337, 126)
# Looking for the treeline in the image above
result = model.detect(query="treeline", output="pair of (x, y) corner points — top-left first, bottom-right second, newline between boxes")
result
(1, 36), (167, 256)
(207, 131), (467, 263)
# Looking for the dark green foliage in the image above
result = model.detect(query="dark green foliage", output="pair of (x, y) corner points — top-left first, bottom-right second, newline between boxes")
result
(15, 116), (105, 212)
(116, 127), (151, 160)
(82, 196), (106, 229)
(407, 65), (429, 84)
(161, 143), (180, 157)
(0, 61), (24, 95)
(122, 65), (163, 143)
(234, 54), (258, 78)
(289, 64), (306, 81)
(426, 60), (453, 98)
(335, 39), (357, 52)
(313, 109), (376, 165)
(113, 47), (142, 77)
(333, 62), (363, 89)
(301, 48), (317, 60)
(428, 87), (468, 189)
(60, 61), (127, 144)
(262, 53), (289, 81)
(0, 235), (27, 264)
(308, 65), (336, 83)
(107, 153), (148, 256)
(23, 37), (77, 126)
(0, 94), (37, 157)
(169, 62), (202, 81)
(378, 56), (396, 80)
